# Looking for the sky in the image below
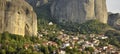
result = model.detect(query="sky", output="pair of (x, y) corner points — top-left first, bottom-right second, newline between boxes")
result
(107, 0), (120, 13)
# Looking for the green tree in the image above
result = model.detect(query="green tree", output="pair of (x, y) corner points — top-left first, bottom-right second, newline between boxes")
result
(0, 49), (6, 54)
(39, 45), (49, 54)
(85, 47), (94, 53)
(7, 46), (16, 54)
(79, 20), (109, 34)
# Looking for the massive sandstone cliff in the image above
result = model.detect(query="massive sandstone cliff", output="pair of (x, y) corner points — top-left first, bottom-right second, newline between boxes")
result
(25, 0), (54, 20)
(25, 0), (108, 24)
(0, 0), (37, 36)
(51, 0), (108, 24)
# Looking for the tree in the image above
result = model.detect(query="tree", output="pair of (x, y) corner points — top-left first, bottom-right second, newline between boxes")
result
(105, 30), (120, 37)
(0, 49), (6, 54)
(85, 47), (94, 53)
(1, 32), (10, 41)
(7, 46), (16, 54)
(79, 20), (109, 34)
(39, 45), (49, 54)
(24, 49), (32, 54)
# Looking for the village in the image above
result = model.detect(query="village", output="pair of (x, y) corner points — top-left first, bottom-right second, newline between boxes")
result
(35, 22), (120, 54)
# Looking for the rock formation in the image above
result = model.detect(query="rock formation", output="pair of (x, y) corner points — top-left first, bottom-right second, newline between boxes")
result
(25, 0), (49, 8)
(0, 0), (37, 36)
(108, 13), (120, 30)
(25, 0), (54, 20)
(51, 0), (108, 24)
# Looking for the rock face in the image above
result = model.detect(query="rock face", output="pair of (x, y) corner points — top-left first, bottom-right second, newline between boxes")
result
(94, 0), (108, 23)
(0, 0), (37, 36)
(25, 0), (49, 8)
(108, 13), (120, 30)
(51, 0), (108, 24)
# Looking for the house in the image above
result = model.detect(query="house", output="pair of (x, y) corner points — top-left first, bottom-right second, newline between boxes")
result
(48, 22), (53, 25)
(59, 50), (66, 54)
(24, 43), (30, 50)
(101, 36), (108, 39)
(103, 46), (108, 50)
(77, 39), (84, 44)
(82, 41), (94, 49)
(62, 43), (70, 48)
(72, 36), (79, 41)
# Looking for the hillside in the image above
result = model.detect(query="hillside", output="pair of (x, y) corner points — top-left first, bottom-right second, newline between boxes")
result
(0, 18), (120, 54)
(0, 0), (120, 54)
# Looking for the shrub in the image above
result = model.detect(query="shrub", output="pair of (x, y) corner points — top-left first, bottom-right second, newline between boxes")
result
(59, 20), (109, 34)
(105, 30), (120, 37)
(85, 47), (94, 52)
(79, 20), (109, 34)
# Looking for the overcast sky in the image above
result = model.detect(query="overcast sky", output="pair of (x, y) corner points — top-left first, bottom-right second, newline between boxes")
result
(107, 0), (120, 13)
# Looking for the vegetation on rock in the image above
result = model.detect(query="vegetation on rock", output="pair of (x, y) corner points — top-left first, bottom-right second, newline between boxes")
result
(59, 20), (110, 34)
